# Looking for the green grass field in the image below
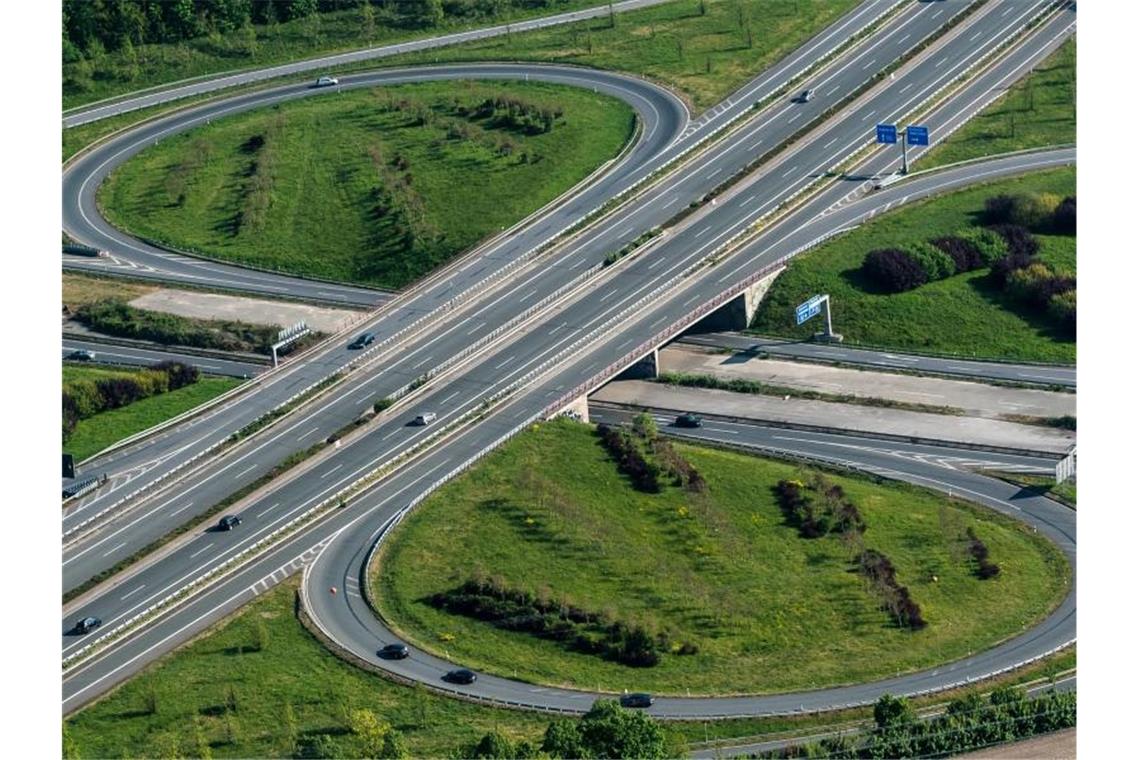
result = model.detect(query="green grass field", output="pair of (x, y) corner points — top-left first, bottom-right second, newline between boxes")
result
(62, 1), (604, 110)
(99, 80), (633, 289)
(374, 419), (1069, 695)
(385, 0), (860, 111)
(921, 38), (1075, 169)
(749, 167), (1076, 363)
(63, 366), (241, 461)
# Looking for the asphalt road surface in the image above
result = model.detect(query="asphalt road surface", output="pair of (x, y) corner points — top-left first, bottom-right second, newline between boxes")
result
(679, 333), (1076, 388)
(62, 338), (264, 379)
(61, 0), (1001, 566)
(62, 0), (1076, 717)
(62, 0), (682, 128)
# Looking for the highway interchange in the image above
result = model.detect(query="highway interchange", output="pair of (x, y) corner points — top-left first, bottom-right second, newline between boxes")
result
(62, 0), (1076, 728)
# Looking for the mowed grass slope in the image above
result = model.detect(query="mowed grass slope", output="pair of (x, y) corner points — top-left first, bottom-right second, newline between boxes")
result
(750, 168), (1076, 362)
(63, 365), (241, 461)
(100, 81), (633, 289)
(64, 580), (553, 759)
(387, 0), (860, 111)
(921, 38), (1075, 169)
(375, 419), (1069, 695)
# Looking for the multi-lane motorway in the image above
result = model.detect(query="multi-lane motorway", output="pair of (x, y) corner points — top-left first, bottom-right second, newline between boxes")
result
(63, 0), (1076, 719)
(62, 338), (264, 379)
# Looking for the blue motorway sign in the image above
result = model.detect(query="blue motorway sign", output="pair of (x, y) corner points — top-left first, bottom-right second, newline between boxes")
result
(875, 124), (897, 144)
(795, 295), (825, 325)
(906, 125), (929, 146)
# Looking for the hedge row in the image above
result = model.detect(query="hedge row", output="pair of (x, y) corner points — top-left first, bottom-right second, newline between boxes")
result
(755, 687), (1076, 759)
(428, 578), (696, 668)
(597, 424), (661, 493)
(62, 361), (200, 441)
(965, 527), (1000, 580)
(861, 229), (1007, 293)
(774, 475), (866, 540)
(857, 549), (926, 630)
(74, 299), (280, 354)
(983, 192), (1076, 235)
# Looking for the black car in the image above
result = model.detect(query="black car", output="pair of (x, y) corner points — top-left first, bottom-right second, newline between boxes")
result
(674, 413), (702, 428)
(620, 692), (654, 708)
(444, 668), (478, 685)
(378, 643), (409, 660)
(349, 332), (376, 349)
(218, 515), (242, 531)
(67, 349), (96, 361)
(74, 616), (101, 635)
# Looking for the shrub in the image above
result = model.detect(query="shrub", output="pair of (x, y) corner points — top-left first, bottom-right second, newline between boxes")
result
(1053, 195), (1076, 234)
(903, 241), (956, 281)
(930, 235), (984, 273)
(596, 424), (660, 493)
(958, 227), (1008, 266)
(861, 248), (928, 293)
(1048, 289), (1076, 336)
(982, 194), (1018, 225)
(964, 527), (1000, 579)
(983, 193), (1059, 230)
(1006, 262), (1075, 309)
(988, 224), (1041, 258)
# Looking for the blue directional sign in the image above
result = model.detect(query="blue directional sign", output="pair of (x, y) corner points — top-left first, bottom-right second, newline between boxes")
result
(795, 295), (826, 326)
(875, 124), (897, 144)
(906, 125), (929, 146)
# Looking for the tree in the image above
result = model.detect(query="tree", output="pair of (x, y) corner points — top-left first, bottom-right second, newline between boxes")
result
(578, 699), (666, 758)
(631, 411), (657, 440)
(471, 731), (517, 758)
(349, 709), (387, 757)
(873, 694), (915, 729)
(362, 0), (377, 43)
(193, 716), (213, 760)
(542, 719), (586, 759)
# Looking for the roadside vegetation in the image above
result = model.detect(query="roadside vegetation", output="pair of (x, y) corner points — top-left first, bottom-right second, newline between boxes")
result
(990, 472), (1076, 510)
(383, 0), (861, 111)
(62, 363), (240, 460)
(750, 168), (1075, 363)
(99, 80), (633, 288)
(62, 273), (156, 310)
(375, 418), (1068, 695)
(71, 299), (296, 355)
(62, 577), (1074, 759)
(62, 0), (605, 109)
(921, 38), (1075, 169)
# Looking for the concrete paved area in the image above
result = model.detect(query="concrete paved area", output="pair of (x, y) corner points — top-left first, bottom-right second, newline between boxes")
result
(660, 345), (1074, 421)
(130, 290), (362, 333)
(592, 381), (1075, 455)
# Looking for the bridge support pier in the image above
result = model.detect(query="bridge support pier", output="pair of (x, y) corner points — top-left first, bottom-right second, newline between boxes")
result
(685, 266), (785, 334)
(556, 394), (591, 423)
(617, 348), (660, 380)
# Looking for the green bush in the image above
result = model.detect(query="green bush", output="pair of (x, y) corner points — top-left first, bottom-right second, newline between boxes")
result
(903, 241), (956, 281)
(75, 299), (278, 354)
(957, 228), (1008, 266)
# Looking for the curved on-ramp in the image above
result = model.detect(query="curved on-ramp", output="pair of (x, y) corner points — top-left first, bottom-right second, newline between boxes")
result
(299, 149), (1076, 720)
(63, 63), (690, 305)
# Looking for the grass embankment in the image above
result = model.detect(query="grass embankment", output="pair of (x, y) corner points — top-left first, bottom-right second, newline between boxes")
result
(62, 578), (1076, 759)
(62, 273), (156, 310)
(375, 419), (1069, 695)
(62, 1), (604, 110)
(749, 168), (1076, 363)
(386, 0), (861, 111)
(62, 365), (240, 461)
(62, 0), (859, 163)
(921, 38), (1075, 169)
(99, 80), (633, 289)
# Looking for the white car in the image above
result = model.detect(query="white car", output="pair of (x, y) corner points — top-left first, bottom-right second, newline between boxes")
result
(413, 413), (437, 426)
(315, 76), (339, 87)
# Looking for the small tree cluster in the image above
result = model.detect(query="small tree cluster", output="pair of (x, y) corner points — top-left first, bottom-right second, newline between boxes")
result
(983, 192), (1065, 231)
(542, 699), (666, 759)
(470, 95), (564, 135)
(759, 687), (1075, 758)
(929, 227), (1006, 273)
(860, 248), (930, 293)
(856, 549), (926, 630)
(774, 475), (867, 540)
(1053, 195), (1076, 234)
(596, 424), (661, 493)
(428, 577), (676, 667)
(964, 527), (1000, 579)
(74, 299), (279, 353)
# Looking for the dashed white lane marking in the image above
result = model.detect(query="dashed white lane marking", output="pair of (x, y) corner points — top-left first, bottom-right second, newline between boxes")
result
(256, 503), (280, 519)
(120, 584), (145, 600)
(233, 464), (257, 480)
(189, 543), (214, 559)
(320, 464), (344, 479)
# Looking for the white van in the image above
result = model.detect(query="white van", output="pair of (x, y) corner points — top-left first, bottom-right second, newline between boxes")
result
(413, 412), (437, 426)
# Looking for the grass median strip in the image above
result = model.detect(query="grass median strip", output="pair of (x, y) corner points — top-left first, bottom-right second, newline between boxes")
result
(655, 370), (966, 416)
